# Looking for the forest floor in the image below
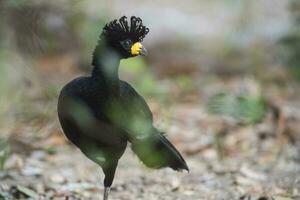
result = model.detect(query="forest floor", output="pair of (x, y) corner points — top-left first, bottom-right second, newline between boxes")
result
(1, 98), (300, 200)
(0, 50), (300, 200)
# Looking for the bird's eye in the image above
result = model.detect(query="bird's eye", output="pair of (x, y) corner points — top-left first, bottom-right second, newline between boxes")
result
(121, 40), (132, 49)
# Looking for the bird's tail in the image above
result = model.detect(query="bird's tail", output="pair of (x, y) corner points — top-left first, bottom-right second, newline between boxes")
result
(131, 130), (189, 172)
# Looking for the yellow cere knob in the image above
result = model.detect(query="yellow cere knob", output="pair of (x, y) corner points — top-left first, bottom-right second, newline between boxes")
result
(131, 42), (143, 55)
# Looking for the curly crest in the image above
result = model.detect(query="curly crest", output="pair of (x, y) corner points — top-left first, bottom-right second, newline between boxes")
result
(101, 16), (149, 43)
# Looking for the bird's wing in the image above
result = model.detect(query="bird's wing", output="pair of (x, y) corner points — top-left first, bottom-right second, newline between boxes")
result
(116, 81), (189, 171)
(105, 81), (154, 141)
(119, 80), (153, 121)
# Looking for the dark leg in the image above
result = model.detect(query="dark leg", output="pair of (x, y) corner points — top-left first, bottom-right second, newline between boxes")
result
(102, 162), (118, 200)
(103, 187), (110, 200)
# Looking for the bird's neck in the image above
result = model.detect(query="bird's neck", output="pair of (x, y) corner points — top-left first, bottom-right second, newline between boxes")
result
(92, 46), (121, 87)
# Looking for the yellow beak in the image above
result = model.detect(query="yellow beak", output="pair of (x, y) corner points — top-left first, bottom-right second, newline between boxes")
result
(131, 42), (147, 56)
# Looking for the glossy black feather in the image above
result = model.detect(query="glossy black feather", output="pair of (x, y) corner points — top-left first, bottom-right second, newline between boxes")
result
(57, 16), (188, 188)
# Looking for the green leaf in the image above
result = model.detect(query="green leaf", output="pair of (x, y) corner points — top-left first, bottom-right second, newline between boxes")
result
(237, 95), (266, 124)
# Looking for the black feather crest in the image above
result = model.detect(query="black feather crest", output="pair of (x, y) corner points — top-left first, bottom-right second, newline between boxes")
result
(101, 16), (149, 43)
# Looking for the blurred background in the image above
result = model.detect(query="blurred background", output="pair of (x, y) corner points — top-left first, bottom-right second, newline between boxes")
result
(0, 0), (300, 199)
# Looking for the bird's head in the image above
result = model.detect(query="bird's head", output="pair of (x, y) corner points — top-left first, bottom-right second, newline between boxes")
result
(100, 16), (149, 59)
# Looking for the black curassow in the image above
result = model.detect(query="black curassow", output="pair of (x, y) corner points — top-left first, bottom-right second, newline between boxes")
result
(57, 16), (188, 200)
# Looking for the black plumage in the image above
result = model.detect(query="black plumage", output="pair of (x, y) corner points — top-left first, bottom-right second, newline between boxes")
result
(57, 16), (188, 200)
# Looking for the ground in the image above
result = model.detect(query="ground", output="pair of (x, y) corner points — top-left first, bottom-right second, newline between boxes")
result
(1, 99), (300, 200)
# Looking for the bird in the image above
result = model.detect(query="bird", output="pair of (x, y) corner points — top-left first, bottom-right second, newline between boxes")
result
(57, 16), (189, 200)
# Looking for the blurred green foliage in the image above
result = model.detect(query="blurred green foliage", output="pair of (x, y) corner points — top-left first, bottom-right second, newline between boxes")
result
(120, 58), (170, 98)
(279, 31), (300, 80)
(1, 0), (27, 8)
(0, 137), (10, 170)
(278, 0), (300, 80)
(79, 18), (106, 51)
(175, 75), (195, 93)
(207, 92), (267, 124)
(0, 50), (25, 126)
